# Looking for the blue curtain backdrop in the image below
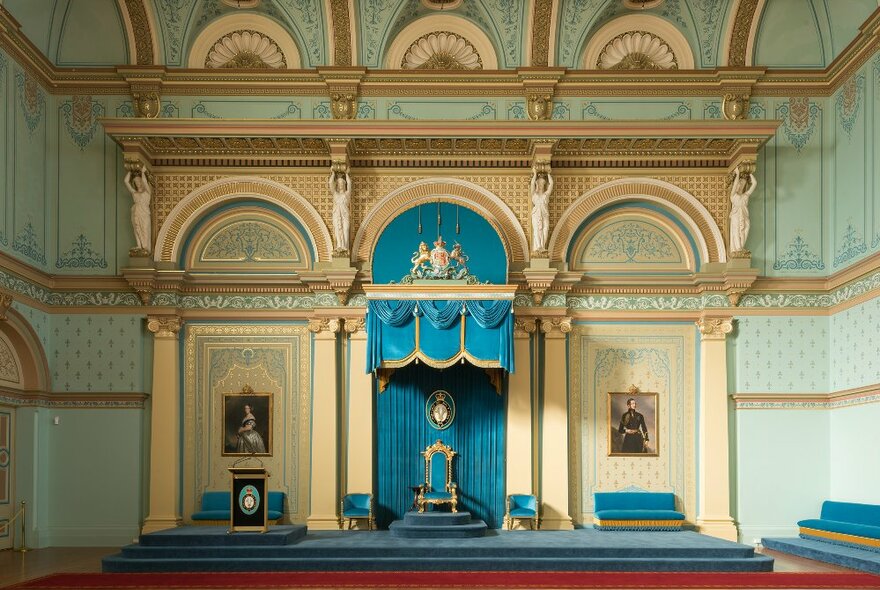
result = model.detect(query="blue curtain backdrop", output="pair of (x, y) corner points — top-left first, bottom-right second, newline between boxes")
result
(375, 362), (505, 529)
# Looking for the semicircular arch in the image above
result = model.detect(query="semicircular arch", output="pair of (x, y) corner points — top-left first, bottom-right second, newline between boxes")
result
(383, 14), (500, 69)
(155, 176), (332, 264)
(353, 178), (529, 267)
(0, 306), (51, 393)
(549, 178), (725, 264)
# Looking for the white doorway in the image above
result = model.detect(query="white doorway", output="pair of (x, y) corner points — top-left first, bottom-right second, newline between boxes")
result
(0, 406), (13, 550)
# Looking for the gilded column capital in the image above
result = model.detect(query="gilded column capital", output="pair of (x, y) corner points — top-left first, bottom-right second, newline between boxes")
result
(540, 317), (571, 338)
(308, 318), (342, 334)
(514, 317), (538, 338)
(696, 317), (734, 340)
(146, 315), (183, 338)
(342, 317), (366, 335)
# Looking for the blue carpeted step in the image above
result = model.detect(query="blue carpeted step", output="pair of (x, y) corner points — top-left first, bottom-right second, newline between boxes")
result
(138, 525), (306, 547)
(389, 518), (487, 538)
(118, 543), (756, 560)
(763, 537), (880, 574)
(403, 511), (473, 526)
(102, 554), (774, 573)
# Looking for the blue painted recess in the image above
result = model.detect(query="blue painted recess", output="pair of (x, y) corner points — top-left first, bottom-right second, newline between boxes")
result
(102, 527), (774, 573)
(372, 202), (507, 284)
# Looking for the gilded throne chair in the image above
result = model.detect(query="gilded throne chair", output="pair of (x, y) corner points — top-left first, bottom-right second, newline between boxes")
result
(417, 440), (458, 513)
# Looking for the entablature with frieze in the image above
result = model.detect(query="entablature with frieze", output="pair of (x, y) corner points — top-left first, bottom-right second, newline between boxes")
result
(103, 119), (778, 170)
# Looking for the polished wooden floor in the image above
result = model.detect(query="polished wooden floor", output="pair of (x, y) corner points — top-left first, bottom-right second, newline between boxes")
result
(0, 545), (858, 588)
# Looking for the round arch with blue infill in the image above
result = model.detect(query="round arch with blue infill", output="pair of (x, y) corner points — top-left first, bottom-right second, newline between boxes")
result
(372, 202), (507, 284)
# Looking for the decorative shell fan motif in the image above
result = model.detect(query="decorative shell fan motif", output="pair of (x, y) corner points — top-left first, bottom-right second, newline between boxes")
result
(597, 31), (677, 70)
(206, 30), (287, 69)
(402, 32), (482, 70)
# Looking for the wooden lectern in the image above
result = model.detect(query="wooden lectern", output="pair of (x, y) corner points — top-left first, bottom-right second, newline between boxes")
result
(227, 466), (269, 533)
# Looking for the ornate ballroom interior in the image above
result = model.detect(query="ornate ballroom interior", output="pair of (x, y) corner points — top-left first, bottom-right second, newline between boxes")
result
(0, 0), (878, 563)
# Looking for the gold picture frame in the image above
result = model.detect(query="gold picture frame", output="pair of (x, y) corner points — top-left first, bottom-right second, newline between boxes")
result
(222, 385), (273, 456)
(607, 386), (658, 457)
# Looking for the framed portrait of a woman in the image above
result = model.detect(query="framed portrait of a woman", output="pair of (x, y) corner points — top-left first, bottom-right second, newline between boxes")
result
(223, 388), (272, 456)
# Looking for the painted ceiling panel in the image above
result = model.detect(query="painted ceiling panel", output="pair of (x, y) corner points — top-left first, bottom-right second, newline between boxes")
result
(4, 0), (58, 56)
(56, 0), (128, 66)
(1, 0), (876, 69)
(755, 0), (825, 68)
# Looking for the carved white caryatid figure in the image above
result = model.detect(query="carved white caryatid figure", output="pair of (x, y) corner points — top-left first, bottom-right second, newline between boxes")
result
(329, 166), (352, 253)
(729, 164), (757, 254)
(123, 167), (152, 255)
(530, 167), (554, 254)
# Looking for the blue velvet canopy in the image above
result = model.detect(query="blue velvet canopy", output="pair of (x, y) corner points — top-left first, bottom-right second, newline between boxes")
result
(365, 290), (516, 373)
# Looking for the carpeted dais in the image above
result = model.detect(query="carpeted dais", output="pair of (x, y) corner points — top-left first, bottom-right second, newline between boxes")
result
(5, 571), (880, 589)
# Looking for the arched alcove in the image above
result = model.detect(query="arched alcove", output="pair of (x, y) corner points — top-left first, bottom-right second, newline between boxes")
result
(155, 176), (331, 265)
(353, 178), (528, 269)
(0, 307), (51, 394)
(549, 178), (725, 265)
(567, 204), (700, 276)
(180, 203), (314, 273)
(372, 202), (507, 284)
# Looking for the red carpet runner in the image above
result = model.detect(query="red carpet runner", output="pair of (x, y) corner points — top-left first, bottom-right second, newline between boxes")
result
(5, 571), (880, 589)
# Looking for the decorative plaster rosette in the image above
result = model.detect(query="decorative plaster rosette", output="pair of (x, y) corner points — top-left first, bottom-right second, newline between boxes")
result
(205, 30), (287, 69)
(401, 32), (482, 70)
(597, 31), (677, 70)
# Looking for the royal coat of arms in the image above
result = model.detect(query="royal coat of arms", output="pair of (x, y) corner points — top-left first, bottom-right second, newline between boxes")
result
(402, 236), (478, 283)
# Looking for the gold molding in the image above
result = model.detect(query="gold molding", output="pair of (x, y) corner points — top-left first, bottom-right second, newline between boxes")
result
(732, 383), (880, 408)
(530, 0), (553, 67)
(727, 0), (760, 67)
(120, 0), (155, 65)
(329, 0), (352, 66)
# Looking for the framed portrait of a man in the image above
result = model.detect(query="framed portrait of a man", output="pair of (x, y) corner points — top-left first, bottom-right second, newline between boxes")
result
(607, 387), (658, 457)
(222, 387), (272, 456)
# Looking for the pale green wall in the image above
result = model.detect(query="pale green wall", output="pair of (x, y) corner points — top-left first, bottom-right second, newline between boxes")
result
(735, 409), (830, 542)
(830, 403), (880, 504)
(0, 48), (133, 274)
(731, 296), (880, 542)
(830, 296), (880, 391)
(733, 316), (829, 393)
(45, 408), (144, 546)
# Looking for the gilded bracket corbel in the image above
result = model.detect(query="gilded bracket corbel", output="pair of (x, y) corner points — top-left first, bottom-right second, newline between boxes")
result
(717, 69), (761, 120)
(120, 67), (165, 118)
(518, 67), (564, 121)
(319, 67), (366, 120)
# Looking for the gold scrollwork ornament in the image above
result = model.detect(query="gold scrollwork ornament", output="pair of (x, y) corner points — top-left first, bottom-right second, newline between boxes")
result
(331, 93), (357, 120)
(527, 94), (553, 120)
(133, 91), (161, 119)
(722, 93), (750, 120)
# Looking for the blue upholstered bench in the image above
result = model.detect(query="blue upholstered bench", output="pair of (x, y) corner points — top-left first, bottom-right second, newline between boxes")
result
(191, 491), (285, 525)
(798, 500), (880, 552)
(593, 492), (685, 531)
